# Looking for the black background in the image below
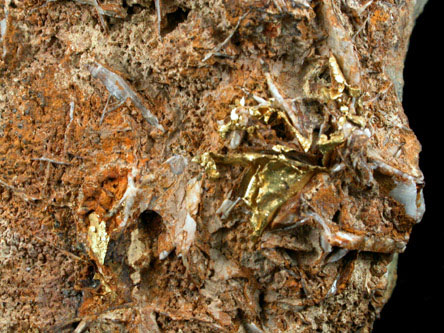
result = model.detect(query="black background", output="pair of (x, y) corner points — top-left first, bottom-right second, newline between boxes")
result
(373, 0), (442, 332)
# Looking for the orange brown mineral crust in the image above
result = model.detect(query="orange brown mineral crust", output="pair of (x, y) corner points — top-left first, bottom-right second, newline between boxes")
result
(0, 0), (426, 332)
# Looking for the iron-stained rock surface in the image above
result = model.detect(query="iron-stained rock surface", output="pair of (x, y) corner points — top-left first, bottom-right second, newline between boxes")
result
(0, 0), (426, 332)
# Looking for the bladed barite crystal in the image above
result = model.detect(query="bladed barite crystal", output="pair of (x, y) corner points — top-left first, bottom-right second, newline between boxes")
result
(0, 0), (426, 331)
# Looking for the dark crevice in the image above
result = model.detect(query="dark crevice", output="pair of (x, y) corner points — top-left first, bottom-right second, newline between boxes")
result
(258, 291), (266, 310)
(161, 7), (190, 36)
(139, 209), (163, 232)
(283, 248), (300, 261)
(138, 209), (164, 263)
(332, 209), (340, 224)
(124, 3), (145, 16)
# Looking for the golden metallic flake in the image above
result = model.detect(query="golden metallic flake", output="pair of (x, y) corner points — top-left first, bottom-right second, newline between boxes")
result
(88, 212), (110, 265)
(340, 105), (349, 113)
(196, 150), (322, 237)
(328, 55), (362, 100)
(347, 114), (366, 127)
(318, 132), (345, 155)
(202, 151), (321, 171)
(348, 86), (361, 97)
(338, 116), (348, 127)
(272, 144), (293, 154)
(218, 109), (249, 138)
(218, 99), (261, 143)
(218, 97), (312, 152)
(93, 272), (112, 295)
(247, 161), (314, 238)
(294, 131), (312, 153)
(193, 153), (221, 179)
(328, 55), (346, 100)
(329, 55), (346, 85)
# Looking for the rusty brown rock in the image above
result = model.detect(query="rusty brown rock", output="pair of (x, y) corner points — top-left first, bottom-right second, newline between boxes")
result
(0, 0), (427, 332)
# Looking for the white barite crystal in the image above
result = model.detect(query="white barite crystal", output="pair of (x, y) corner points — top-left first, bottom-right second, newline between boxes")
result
(1, 1), (9, 59)
(0, 19), (6, 43)
(182, 213), (196, 250)
(159, 250), (170, 260)
(88, 62), (164, 131)
(244, 323), (264, 333)
(334, 231), (361, 243)
(326, 276), (339, 297)
(69, 101), (75, 122)
(210, 249), (242, 280)
(166, 155), (188, 175)
(117, 168), (140, 228)
(216, 196), (241, 220)
(417, 189), (426, 222)
(229, 130), (243, 149)
(331, 163), (345, 173)
(327, 248), (349, 264)
(174, 177), (202, 253)
(390, 179), (420, 220)
(185, 177), (202, 215)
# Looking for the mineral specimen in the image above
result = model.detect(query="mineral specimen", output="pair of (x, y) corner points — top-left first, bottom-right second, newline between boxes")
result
(0, 0), (427, 331)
